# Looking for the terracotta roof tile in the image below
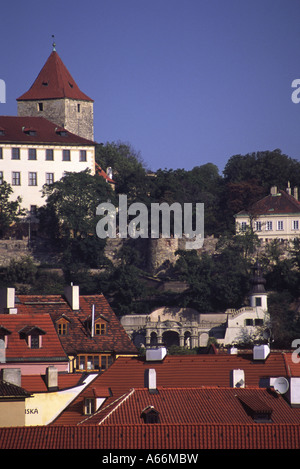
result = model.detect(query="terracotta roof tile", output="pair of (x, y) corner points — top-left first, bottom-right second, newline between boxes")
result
(51, 352), (291, 425)
(0, 423), (300, 449)
(0, 116), (95, 145)
(81, 387), (300, 426)
(17, 51), (93, 102)
(15, 293), (137, 356)
(0, 313), (67, 361)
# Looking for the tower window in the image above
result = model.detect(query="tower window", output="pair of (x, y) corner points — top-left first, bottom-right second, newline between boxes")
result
(77, 104), (81, 112)
(38, 102), (44, 111)
(80, 150), (87, 161)
(255, 297), (262, 307)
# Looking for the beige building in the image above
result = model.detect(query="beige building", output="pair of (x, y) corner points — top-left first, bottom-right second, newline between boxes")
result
(121, 263), (270, 348)
(235, 184), (300, 243)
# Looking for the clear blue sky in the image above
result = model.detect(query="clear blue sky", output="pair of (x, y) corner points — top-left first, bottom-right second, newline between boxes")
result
(1, 0), (300, 173)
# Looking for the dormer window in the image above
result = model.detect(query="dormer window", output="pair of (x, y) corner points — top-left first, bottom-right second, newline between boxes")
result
(95, 319), (107, 336)
(19, 326), (45, 349)
(56, 316), (71, 335)
(141, 406), (160, 424)
(0, 326), (12, 348)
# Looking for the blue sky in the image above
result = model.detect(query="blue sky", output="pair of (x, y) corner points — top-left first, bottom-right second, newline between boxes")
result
(1, 0), (300, 173)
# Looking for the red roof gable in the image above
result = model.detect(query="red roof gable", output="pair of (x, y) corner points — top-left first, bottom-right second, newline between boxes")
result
(0, 116), (95, 145)
(17, 51), (93, 102)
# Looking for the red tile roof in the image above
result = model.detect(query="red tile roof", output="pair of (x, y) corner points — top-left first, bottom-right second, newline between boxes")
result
(17, 51), (93, 102)
(236, 189), (300, 216)
(81, 386), (300, 426)
(0, 116), (95, 145)
(95, 163), (115, 184)
(0, 423), (300, 449)
(0, 380), (31, 398)
(51, 351), (294, 425)
(16, 294), (137, 356)
(0, 313), (67, 362)
(21, 373), (85, 393)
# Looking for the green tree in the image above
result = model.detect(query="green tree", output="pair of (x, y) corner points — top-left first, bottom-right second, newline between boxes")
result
(96, 141), (150, 203)
(0, 181), (26, 237)
(39, 170), (115, 269)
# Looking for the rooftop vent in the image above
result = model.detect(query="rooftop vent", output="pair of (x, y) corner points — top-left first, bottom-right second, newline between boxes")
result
(141, 405), (160, 424)
(253, 344), (270, 361)
(145, 347), (167, 362)
(231, 369), (245, 388)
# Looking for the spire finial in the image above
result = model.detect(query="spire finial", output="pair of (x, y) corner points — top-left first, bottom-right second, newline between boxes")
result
(52, 35), (56, 52)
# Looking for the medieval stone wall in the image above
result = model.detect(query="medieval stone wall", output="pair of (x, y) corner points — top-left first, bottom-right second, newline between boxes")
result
(17, 98), (94, 141)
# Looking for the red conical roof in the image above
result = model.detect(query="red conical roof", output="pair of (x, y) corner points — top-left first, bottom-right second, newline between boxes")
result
(17, 51), (93, 102)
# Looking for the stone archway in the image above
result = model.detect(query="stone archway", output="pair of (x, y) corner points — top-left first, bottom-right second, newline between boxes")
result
(162, 330), (179, 348)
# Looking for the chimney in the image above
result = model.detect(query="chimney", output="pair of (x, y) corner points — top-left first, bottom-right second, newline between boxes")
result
(64, 284), (80, 310)
(231, 369), (245, 388)
(270, 186), (277, 196)
(145, 368), (158, 394)
(45, 366), (58, 391)
(286, 181), (292, 195)
(0, 287), (17, 314)
(253, 344), (270, 360)
(294, 187), (298, 201)
(1, 368), (21, 387)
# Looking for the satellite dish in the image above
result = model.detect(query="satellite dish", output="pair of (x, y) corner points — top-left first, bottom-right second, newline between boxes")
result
(273, 377), (289, 394)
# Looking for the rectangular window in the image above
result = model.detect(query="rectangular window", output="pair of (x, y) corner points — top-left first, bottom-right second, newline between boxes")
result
(28, 148), (37, 160)
(254, 319), (264, 326)
(45, 173), (54, 185)
(0, 171), (3, 184)
(255, 297), (262, 307)
(293, 220), (299, 230)
(95, 322), (106, 335)
(12, 148), (20, 160)
(255, 221), (262, 231)
(79, 150), (87, 162)
(84, 398), (95, 415)
(28, 172), (37, 186)
(0, 147), (2, 159)
(62, 149), (70, 161)
(266, 221), (273, 231)
(241, 222), (247, 232)
(245, 319), (253, 326)
(46, 149), (54, 161)
(38, 102), (43, 111)
(57, 323), (67, 335)
(12, 172), (20, 186)
(30, 335), (40, 349)
(277, 220), (284, 231)
(77, 104), (81, 112)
